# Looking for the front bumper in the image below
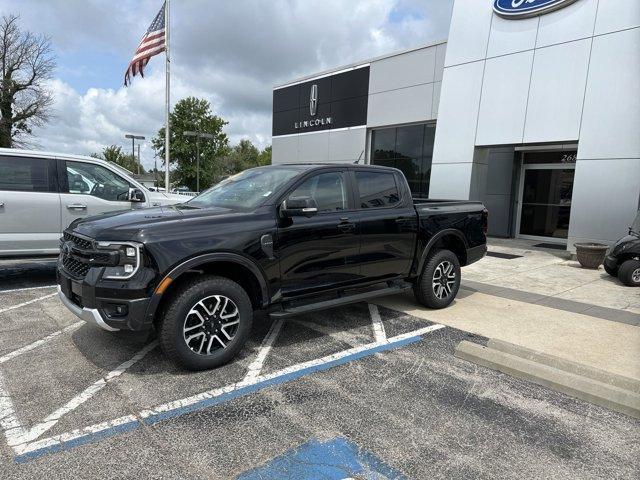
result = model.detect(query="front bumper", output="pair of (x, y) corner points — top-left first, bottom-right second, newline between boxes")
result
(604, 254), (618, 270)
(57, 259), (156, 331)
(57, 286), (119, 331)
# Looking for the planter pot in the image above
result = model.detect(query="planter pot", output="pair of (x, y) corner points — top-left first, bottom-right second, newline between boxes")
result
(574, 243), (608, 269)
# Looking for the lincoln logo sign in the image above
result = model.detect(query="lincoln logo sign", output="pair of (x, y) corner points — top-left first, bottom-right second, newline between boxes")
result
(294, 83), (332, 130)
(309, 84), (318, 116)
(493, 0), (579, 18)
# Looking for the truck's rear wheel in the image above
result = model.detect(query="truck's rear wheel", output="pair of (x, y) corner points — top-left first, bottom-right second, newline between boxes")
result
(159, 275), (253, 370)
(413, 249), (461, 309)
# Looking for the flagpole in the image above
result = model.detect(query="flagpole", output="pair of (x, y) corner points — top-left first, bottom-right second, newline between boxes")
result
(164, 0), (170, 192)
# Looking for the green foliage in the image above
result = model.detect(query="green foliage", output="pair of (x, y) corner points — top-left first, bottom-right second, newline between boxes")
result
(257, 145), (272, 167)
(91, 145), (139, 173)
(152, 97), (229, 191)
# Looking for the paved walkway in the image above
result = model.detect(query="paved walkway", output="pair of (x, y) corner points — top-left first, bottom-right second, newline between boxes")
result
(374, 239), (640, 381)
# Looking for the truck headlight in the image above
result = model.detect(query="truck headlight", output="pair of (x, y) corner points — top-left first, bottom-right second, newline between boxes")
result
(97, 242), (142, 280)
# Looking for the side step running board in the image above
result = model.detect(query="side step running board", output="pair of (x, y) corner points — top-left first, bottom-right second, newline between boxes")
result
(269, 283), (411, 319)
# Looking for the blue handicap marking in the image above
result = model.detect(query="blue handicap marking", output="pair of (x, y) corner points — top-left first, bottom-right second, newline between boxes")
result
(238, 437), (406, 479)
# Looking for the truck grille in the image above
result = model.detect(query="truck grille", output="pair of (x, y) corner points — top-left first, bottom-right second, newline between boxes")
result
(62, 255), (90, 278)
(63, 231), (93, 250)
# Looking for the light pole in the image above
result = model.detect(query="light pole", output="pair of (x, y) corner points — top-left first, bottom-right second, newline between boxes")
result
(184, 131), (214, 192)
(124, 134), (145, 174)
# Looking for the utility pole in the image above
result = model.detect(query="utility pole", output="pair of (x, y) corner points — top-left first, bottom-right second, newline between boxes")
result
(125, 134), (145, 175)
(184, 131), (214, 192)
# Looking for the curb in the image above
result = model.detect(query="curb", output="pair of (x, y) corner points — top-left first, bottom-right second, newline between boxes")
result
(486, 339), (640, 394)
(455, 340), (640, 419)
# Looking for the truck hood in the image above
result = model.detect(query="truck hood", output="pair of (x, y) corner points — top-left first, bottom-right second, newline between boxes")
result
(70, 204), (236, 241)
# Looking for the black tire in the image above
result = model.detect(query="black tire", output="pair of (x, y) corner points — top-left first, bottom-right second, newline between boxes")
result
(413, 249), (461, 309)
(604, 263), (618, 277)
(617, 259), (640, 287)
(159, 275), (253, 370)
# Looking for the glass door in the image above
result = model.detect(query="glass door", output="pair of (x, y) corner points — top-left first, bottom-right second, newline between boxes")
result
(517, 164), (575, 240)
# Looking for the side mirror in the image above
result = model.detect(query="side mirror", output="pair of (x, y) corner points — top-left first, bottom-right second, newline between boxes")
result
(128, 187), (145, 203)
(282, 196), (318, 218)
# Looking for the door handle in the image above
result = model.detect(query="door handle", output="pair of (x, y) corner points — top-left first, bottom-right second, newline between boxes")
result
(0, 202), (4, 208)
(66, 204), (87, 210)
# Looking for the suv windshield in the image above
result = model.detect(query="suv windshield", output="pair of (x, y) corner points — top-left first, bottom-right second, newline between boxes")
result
(188, 167), (300, 210)
(631, 211), (640, 235)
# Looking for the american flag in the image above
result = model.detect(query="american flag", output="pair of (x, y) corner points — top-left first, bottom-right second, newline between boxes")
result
(124, 2), (166, 86)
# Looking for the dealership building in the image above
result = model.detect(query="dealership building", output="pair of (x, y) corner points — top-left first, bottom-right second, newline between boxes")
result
(272, 0), (640, 250)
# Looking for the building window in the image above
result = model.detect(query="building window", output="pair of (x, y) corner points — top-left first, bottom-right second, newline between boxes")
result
(371, 123), (435, 197)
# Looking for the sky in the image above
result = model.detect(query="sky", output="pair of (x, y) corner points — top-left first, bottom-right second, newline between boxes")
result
(1, 0), (454, 171)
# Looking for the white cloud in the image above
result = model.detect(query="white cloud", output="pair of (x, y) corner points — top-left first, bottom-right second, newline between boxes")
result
(3, 0), (453, 170)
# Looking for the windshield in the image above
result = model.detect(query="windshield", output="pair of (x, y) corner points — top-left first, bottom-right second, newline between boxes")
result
(631, 211), (640, 235)
(188, 167), (301, 210)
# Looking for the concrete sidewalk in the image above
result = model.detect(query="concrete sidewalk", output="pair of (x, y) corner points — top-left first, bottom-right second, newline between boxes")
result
(374, 239), (640, 383)
(375, 290), (640, 381)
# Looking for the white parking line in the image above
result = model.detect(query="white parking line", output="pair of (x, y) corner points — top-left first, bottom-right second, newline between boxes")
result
(0, 285), (57, 294)
(0, 322), (83, 365)
(3, 341), (158, 447)
(368, 303), (387, 343)
(241, 320), (283, 385)
(0, 293), (58, 315)
(13, 322), (446, 459)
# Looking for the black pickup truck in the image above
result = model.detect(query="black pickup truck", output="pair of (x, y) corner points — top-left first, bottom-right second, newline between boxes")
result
(57, 164), (487, 369)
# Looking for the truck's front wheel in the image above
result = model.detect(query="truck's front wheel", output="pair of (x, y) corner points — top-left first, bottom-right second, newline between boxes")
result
(159, 275), (253, 370)
(413, 249), (461, 309)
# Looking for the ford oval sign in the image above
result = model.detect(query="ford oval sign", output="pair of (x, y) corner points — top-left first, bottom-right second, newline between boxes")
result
(493, 0), (579, 19)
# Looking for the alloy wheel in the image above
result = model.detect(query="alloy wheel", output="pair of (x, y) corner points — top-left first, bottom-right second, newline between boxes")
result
(432, 261), (456, 299)
(633, 268), (640, 283)
(183, 295), (240, 355)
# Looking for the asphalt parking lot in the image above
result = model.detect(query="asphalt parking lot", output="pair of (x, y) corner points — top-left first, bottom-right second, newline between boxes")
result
(0, 260), (638, 479)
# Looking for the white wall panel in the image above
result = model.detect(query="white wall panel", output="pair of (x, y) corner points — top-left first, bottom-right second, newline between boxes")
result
(536, 0), (598, 47)
(369, 47), (436, 94)
(568, 158), (640, 244)
(272, 136), (298, 164)
(432, 61), (485, 164)
(579, 28), (640, 160)
(297, 132), (329, 163)
(524, 39), (591, 143)
(432, 81), (441, 119)
(476, 50), (534, 146)
(367, 83), (433, 128)
(328, 128), (366, 162)
(428, 163), (475, 199)
(487, 14), (538, 58)
(444, 0), (493, 67)
(595, 0), (640, 35)
(434, 43), (447, 82)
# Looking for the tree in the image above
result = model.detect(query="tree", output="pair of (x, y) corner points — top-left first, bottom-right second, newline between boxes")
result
(90, 145), (139, 173)
(152, 97), (229, 191)
(257, 145), (271, 166)
(0, 14), (55, 148)
(219, 141), (272, 177)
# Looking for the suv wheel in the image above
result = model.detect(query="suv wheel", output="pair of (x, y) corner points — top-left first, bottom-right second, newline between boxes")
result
(413, 249), (461, 309)
(159, 275), (253, 370)
(617, 259), (640, 287)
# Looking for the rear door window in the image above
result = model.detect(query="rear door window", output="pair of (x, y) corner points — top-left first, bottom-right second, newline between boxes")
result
(0, 156), (56, 192)
(355, 170), (400, 208)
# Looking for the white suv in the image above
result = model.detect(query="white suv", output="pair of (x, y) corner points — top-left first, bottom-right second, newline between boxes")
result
(0, 149), (185, 257)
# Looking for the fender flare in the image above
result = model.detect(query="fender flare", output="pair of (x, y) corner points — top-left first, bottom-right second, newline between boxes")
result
(144, 252), (270, 324)
(416, 229), (469, 274)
